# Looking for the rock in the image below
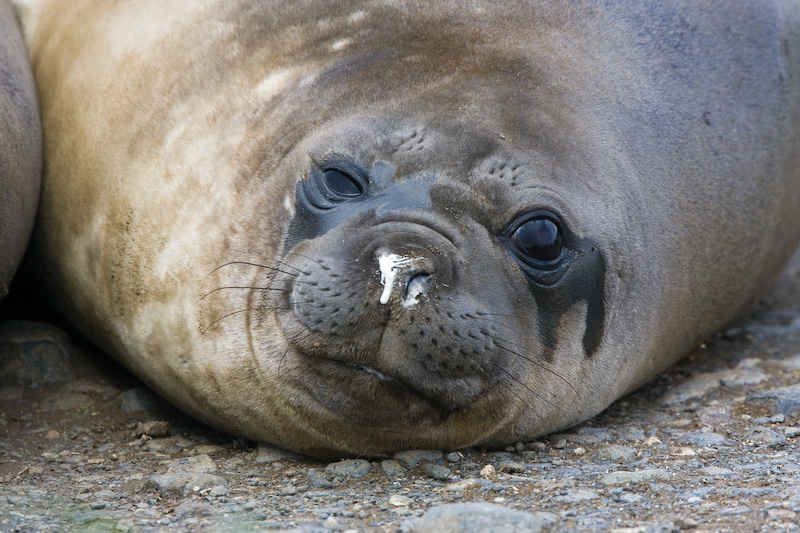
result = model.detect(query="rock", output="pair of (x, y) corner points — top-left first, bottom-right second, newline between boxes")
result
(553, 489), (600, 503)
(445, 479), (488, 492)
(601, 469), (671, 485)
(389, 494), (412, 507)
(208, 486), (229, 497)
(173, 500), (212, 519)
(659, 374), (720, 406)
(497, 461), (526, 473)
(167, 454), (216, 473)
(678, 431), (728, 447)
(697, 466), (733, 477)
(696, 405), (734, 427)
(192, 445), (225, 455)
(422, 464), (451, 481)
(551, 467), (583, 479)
(307, 468), (333, 489)
(144, 473), (226, 496)
(549, 433), (603, 445)
(280, 484), (299, 495)
(135, 420), (169, 438)
(39, 392), (94, 411)
(718, 361), (767, 387)
(0, 321), (75, 384)
(479, 464), (496, 478)
(119, 387), (167, 413)
(527, 442), (547, 452)
(414, 502), (554, 533)
(393, 450), (443, 469)
(674, 517), (700, 530)
(778, 354), (800, 371)
(380, 460), (406, 479)
(748, 384), (800, 416)
(325, 459), (372, 479)
(254, 443), (296, 464)
(445, 452), (462, 463)
(595, 446), (637, 462)
(766, 509), (797, 520)
(745, 426), (786, 445)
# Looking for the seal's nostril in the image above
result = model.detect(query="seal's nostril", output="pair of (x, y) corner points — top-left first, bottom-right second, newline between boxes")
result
(402, 272), (431, 308)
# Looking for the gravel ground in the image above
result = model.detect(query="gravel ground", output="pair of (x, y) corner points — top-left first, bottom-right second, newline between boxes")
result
(1, 250), (799, 532)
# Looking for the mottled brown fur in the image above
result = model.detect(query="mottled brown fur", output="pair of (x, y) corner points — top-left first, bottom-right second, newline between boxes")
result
(14, 0), (800, 457)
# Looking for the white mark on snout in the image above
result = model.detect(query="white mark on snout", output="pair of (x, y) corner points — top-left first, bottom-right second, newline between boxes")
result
(378, 253), (417, 305)
(331, 38), (351, 50)
(283, 194), (294, 216)
(401, 275), (428, 309)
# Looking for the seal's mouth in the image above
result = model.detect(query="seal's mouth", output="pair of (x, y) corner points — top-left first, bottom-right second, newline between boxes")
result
(343, 362), (395, 382)
(325, 359), (440, 406)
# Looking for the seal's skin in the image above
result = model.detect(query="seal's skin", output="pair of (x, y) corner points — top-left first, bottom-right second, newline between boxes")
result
(0, 0), (40, 299)
(15, 1), (800, 457)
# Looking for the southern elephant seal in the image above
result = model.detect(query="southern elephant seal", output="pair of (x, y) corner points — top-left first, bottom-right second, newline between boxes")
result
(14, 0), (800, 457)
(0, 0), (40, 299)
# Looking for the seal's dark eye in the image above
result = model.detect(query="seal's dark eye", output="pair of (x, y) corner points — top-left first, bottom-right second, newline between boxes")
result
(510, 217), (562, 265)
(323, 168), (362, 197)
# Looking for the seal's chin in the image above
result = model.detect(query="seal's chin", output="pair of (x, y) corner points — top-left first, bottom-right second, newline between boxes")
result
(297, 354), (472, 429)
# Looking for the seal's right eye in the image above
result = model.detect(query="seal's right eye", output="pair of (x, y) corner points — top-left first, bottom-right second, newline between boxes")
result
(323, 168), (363, 198)
(510, 216), (563, 267)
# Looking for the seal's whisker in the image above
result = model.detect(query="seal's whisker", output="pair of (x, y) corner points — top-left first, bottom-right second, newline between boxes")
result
(279, 330), (317, 378)
(475, 311), (520, 320)
(465, 315), (517, 333)
(458, 351), (549, 409)
(202, 303), (299, 333)
(290, 252), (331, 270)
(490, 337), (577, 394)
(485, 364), (549, 409)
(201, 309), (253, 334)
(198, 286), (290, 302)
(421, 106), (453, 136)
(208, 261), (305, 277)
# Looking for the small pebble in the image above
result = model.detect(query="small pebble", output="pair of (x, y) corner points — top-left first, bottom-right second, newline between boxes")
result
(389, 494), (412, 507)
(601, 469), (671, 486)
(784, 427), (800, 438)
(423, 463), (451, 480)
(135, 420), (169, 439)
(528, 442), (547, 452)
(480, 464), (496, 478)
(393, 450), (443, 469)
(308, 468), (333, 489)
(380, 459), (406, 479)
(445, 452), (463, 463)
(674, 517), (700, 529)
(326, 459), (372, 479)
(596, 446), (636, 462)
(280, 484), (298, 495)
(498, 461), (526, 473)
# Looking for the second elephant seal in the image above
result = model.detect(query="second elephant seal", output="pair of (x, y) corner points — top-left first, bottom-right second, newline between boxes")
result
(0, 0), (40, 299)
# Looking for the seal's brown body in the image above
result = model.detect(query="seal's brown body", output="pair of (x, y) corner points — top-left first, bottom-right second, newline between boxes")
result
(14, 0), (800, 457)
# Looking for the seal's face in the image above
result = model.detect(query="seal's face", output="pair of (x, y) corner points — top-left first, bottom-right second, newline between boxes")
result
(248, 111), (612, 448)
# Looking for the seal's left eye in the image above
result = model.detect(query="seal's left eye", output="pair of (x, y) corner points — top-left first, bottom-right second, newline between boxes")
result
(323, 169), (363, 197)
